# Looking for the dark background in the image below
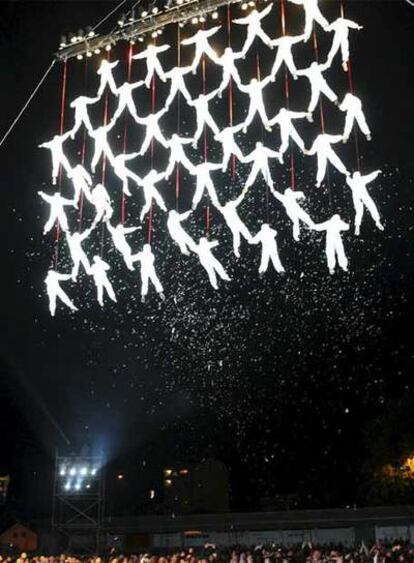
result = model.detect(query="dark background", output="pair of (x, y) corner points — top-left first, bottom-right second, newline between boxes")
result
(0, 0), (413, 520)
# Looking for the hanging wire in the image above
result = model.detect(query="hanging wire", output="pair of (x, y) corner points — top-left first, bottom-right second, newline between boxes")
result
(147, 39), (158, 245)
(312, 27), (332, 209)
(121, 42), (135, 225)
(91, 0), (130, 33)
(280, 0), (296, 190)
(0, 60), (56, 147)
(175, 24), (181, 209)
(78, 58), (89, 231)
(54, 61), (69, 267)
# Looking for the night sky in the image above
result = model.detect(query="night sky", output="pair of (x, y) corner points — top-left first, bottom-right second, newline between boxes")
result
(0, 0), (413, 519)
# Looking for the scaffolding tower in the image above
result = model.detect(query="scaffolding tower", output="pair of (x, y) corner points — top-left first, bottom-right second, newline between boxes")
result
(52, 452), (105, 555)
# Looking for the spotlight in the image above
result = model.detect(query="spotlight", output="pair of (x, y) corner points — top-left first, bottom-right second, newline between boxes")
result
(151, 31), (158, 38)
(60, 466), (66, 476)
(80, 467), (88, 476)
(248, 1), (255, 6)
(199, 15), (206, 22)
(64, 481), (71, 491)
(91, 468), (98, 476)
(179, 21), (185, 28)
(77, 29), (85, 41)
(59, 35), (67, 49)
(105, 44), (112, 51)
(211, 11), (219, 19)
(130, 39), (136, 45)
(241, 2), (248, 9)
(94, 48), (101, 54)
(141, 10), (148, 17)
(138, 36), (145, 42)
(117, 474), (124, 480)
(86, 51), (92, 58)
(74, 482), (81, 491)
(86, 26), (95, 37)
(86, 484), (91, 489)
(191, 16), (198, 23)
(176, 0), (184, 4)
(157, 29), (163, 35)
(117, 13), (126, 26)
(69, 467), (77, 476)
(152, 7), (159, 14)
(69, 33), (77, 44)
(129, 8), (136, 21)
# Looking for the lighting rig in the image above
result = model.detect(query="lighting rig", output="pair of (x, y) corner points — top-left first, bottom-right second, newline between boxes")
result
(56, 0), (255, 61)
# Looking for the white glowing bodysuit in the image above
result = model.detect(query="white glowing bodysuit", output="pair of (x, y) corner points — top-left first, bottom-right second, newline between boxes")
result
(132, 244), (164, 299)
(250, 223), (285, 273)
(268, 108), (307, 156)
(272, 188), (314, 241)
(188, 89), (220, 145)
(233, 4), (274, 56)
(326, 17), (362, 70)
(38, 191), (75, 234)
(113, 81), (144, 120)
(39, 132), (72, 184)
(97, 59), (119, 96)
(134, 170), (167, 220)
(190, 162), (222, 209)
(164, 66), (193, 107)
(297, 62), (338, 116)
(70, 95), (100, 138)
(132, 44), (170, 87)
(239, 77), (272, 132)
(346, 170), (383, 235)
(68, 164), (94, 205)
(339, 93), (371, 141)
(89, 120), (116, 173)
(167, 210), (196, 255)
(214, 124), (245, 171)
(89, 255), (117, 306)
(287, 0), (329, 41)
(313, 214), (350, 274)
(106, 221), (139, 270)
(45, 271), (78, 316)
(66, 226), (94, 280)
(306, 134), (349, 187)
(217, 47), (244, 93)
(181, 26), (221, 72)
(113, 152), (140, 196)
(195, 237), (230, 289)
(135, 108), (169, 154)
(165, 135), (196, 177)
(91, 183), (113, 225)
(244, 142), (282, 190)
(214, 188), (252, 257)
(270, 34), (304, 81)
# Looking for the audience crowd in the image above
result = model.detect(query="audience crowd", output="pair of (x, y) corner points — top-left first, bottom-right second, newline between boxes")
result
(2, 541), (414, 563)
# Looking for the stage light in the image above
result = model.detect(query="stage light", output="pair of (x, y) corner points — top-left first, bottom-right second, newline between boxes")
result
(212, 11), (219, 19)
(86, 483), (91, 489)
(80, 467), (88, 476)
(191, 16), (198, 23)
(105, 45), (112, 52)
(117, 474), (124, 480)
(77, 29), (85, 41)
(69, 467), (77, 476)
(248, 1), (255, 6)
(151, 31), (158, 38)
(60, 466), (66, 476)
(117, 13), (126, 26)
(69, 33), (77, 44)
(94, 48), (101, 54)
(179, 21), (185, 28)
(59, 35), (67, 48)
(91, 468), (98, 476)
(177, 0), (184, 4)
(152, 7), (159, 14)
(76, 54), (83, 60)
(199, 15), (206, 22)
(241, 2), (248, 9)
(86, 26), (95, 37)
(157, 29), (163, 35)
(141, 10), (148, 17)
(138, 36), (145, 42)
(74, 482), (81, 491)
(64, 481), (71, 491)
(86, 51), (92, 58)
(129, 9), (136, 21)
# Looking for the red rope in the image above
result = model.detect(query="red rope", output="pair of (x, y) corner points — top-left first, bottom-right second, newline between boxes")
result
(339, 0), (360, 172)
(176, 25), (181, 207)
(280, 0), (295, 190)
(147, 42), (157, 245)
(121, 42), (134, 225)
(227, 4), (236, 178)
(79, 58), (89, 231)
(54, 60), (68, 267)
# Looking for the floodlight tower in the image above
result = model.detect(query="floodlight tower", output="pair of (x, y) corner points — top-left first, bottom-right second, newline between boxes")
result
(52, 451), (105, 555)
